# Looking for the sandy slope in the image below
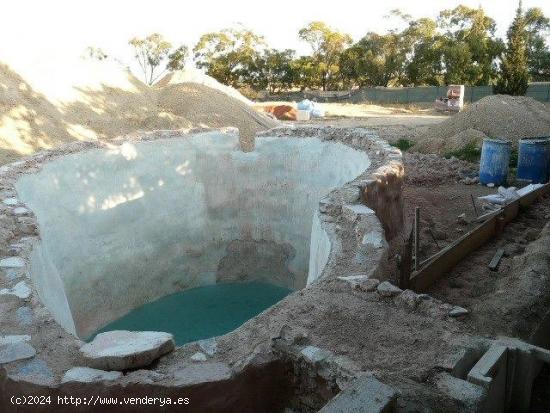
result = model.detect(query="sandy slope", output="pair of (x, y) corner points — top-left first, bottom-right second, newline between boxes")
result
(0, 60), (277, 165)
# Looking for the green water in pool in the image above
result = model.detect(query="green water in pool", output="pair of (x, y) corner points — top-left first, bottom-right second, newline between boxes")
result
(88, 281), (292, 345)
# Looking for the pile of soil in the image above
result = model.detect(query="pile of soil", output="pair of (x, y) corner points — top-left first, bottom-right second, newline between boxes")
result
(403, 152), (478, 186)
(156, 68), (253, 105)
(415, 95), (550, 154)
(0, 61), (277, 165)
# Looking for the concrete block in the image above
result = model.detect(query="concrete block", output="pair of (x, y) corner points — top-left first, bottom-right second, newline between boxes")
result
(434, 372), (486, 411)
(318, 374), (396, 413)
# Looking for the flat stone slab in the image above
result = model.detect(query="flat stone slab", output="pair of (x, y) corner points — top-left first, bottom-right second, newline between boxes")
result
(16, 307), (33, 326)
(13, 207), (30, 215)
(0, 257), (25, 268)
(80, 331), (175, 371)
(319, 374), (396, 413)
(376, 281), (402, 297)
(301, 346), (331, 364)
(62, 367), (122, 383)
(198, 337), (217, 356)
(173, 362), (232, 386)
(11, 359), (54, 385)
(191, 352), (207, 362)
(0, 281), (31, 299)
(0, 337), (36, 364)
(2, 197), (19, 206)
(342, 204), (375, 222)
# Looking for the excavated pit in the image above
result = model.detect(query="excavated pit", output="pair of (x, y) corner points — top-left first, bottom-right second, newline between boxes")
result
(15, 132), (371, 340)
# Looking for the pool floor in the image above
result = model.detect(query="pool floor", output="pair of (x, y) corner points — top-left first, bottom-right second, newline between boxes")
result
(88, 281), (292, 345)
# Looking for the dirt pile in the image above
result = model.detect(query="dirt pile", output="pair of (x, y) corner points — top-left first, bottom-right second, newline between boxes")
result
(156, 68), (253, 105)
(415, 95), (550, 154)
(0, 61), (277, 165)
(403, 152), (478, 186)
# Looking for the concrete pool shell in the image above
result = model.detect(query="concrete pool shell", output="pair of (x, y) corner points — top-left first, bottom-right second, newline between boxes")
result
(3, 127), (550, 412)
(10, 127), (550, 413)
(14, 131), (374, 339)
(0, 125), (420, 411)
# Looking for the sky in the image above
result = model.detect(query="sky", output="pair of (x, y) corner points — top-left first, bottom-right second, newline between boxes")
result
(1, 0), (549, 73)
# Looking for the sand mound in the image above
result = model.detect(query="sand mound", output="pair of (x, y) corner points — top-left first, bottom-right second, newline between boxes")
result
(156, 68), (252, 105)
(416, 95), (550, 154)
(419, 128), (488, 154)
(0, 61), (278, 165)
(157, 82), (278, 143)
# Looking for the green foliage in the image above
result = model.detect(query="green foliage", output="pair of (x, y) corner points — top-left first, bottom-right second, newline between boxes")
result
(495, 1), (529, 95)
(444, 143), (482, 162)
(193, 27), (266, 88)
(129, 33), (187, 85)
(438, 6), (503, 86)
(96, 5), (549, 92)
(251, 49), (296, 93)
(298, 21), (352, 90)
(524, 8), (550, 81)
(390, 139), (415, 151)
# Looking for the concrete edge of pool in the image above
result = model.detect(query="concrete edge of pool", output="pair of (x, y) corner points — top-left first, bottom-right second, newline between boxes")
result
(0, 127), (528, 412)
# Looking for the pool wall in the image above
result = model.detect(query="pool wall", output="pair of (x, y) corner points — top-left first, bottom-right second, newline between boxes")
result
(15, 132), (373, 338)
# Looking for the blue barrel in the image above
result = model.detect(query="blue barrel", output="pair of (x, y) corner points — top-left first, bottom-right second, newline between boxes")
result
(517, 137), (550, 184)
(479, 138), (511, 186)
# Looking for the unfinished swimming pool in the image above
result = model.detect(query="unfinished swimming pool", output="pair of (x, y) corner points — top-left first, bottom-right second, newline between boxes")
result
(15, 131), (371, 341)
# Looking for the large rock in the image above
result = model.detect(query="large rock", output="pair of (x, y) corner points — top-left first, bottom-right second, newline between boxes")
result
(62, 367), (122, 383)
(80, 331), (175, 371)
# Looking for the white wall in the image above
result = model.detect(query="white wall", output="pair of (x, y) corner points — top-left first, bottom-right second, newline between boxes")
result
(16, 132), (370, 338)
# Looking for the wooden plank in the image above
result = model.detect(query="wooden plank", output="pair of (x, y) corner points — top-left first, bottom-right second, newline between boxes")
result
(488, 248), (505, 271)
(398, 227), (413, 290)
(414, 207), (420, 271)
(410, 213), (501, 291)
(409, 183), (550, 292)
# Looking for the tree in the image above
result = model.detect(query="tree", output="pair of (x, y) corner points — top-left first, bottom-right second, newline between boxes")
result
(250, 49), (295, 93)
(403, 18), (444, 86)
(438, 5), (503, 85)
(524, 8), (550, 81)
(298, 22), (352, 90)
(193, 27), (266, 88)
(129, 33), (188, 85)
(342, 32), (408, 87)
(495, 1), (529, 95)
(291, 56), (319, 91)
